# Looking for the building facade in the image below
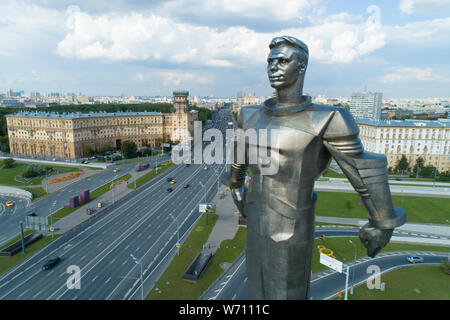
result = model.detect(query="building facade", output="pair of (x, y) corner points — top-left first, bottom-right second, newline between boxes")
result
(349, 91), (382, 120)
(357, 119), (450, 173)
(6, 91), (198, 159)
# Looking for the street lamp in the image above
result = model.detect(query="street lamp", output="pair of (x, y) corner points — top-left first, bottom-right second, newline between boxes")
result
(111, 174), (118, 204)
(348, 239), (357, 295)
(169, 213), (180, 256)
(198, 181), (208, 225)
(130, 253), (144, 300)
(50, 200), (57, 239)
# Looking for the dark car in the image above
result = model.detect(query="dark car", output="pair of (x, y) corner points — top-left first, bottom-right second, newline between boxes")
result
(167, 177), (173, 182)
(167, 187), (173, 192)
(42, 257), (61, 270)
(183, 183), (190, 188)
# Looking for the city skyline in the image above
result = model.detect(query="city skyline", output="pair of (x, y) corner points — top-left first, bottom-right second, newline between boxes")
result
(1, 1), (450, 98)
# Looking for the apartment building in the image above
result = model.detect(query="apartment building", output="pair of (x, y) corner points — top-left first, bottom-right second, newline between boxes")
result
(357, 118), (450, 173)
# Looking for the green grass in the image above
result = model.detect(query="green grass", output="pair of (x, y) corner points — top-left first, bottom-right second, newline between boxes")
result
(128, 161), (173, 189)
(148, 214), (219, 300)
(343, 266), (450, 300)
(323, 169), (345, 178)
(311, 236), (449, 274)
(23, 187), (47, 200)
(315, 191), (450, 224)
(116, 158), (149, 166)
(49, 173), (132, 224)
(85, 166), (104, 170)
(0, 163), (79, 187)
(0, 233), (61, 276)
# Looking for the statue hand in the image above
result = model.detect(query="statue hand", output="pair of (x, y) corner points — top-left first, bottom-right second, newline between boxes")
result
(231, 186), (246, 218)
(359, 223), (393, 258)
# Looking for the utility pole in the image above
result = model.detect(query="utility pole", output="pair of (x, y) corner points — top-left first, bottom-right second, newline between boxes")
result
(20, 222), (25, 254)
(130, 254), (144, 300)
(169, 214), (180, 256)
(199, 181), (208, 225)
(344, 265), (350, 300)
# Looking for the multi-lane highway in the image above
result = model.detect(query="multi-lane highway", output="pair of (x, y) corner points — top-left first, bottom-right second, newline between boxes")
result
(0, 160), (225, 299)
(0, 155), (171, 246)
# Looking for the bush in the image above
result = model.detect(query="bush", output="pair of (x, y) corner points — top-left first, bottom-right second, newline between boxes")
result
(1, 158), (15, 169)
(440, 260), (450, 275)
(23, 165), (45, 178)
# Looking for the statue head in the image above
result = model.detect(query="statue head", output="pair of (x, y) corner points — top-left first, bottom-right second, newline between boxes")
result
(267, 36), (309, 91)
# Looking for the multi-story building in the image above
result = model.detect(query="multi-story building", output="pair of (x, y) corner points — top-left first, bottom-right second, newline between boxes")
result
(6, 91), (198, 159)
(357, 118), (450, 173)
(349, 91), (382, 120)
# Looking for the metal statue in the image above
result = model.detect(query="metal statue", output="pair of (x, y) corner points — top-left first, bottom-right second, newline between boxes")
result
(223, 36), (406, 299)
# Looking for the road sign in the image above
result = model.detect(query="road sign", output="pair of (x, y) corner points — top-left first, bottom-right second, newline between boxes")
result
(176, 242), (181, 248)
(199, 203), (216, 213)
(49, 226), (54, 232)
(163, 143), (171, 147)
(320, 252), (343, 273)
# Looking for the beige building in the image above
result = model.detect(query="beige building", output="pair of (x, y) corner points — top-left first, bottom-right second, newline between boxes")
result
(357, 119), (450, 173)
(6, 91), (198, 159)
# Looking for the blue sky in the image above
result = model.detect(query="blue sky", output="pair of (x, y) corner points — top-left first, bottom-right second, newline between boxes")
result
(0, 0), (449, 98)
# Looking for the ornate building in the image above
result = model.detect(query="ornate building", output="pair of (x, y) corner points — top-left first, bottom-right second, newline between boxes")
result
(6, 91), (198, 159)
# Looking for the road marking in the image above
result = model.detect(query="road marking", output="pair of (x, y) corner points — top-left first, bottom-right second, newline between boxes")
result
(110, 258), (116, 265)
(105, 277), (111, 284)
(122, 260), (127, 266)
(32, 291), (42, 299)
(92, 275), (98, 282)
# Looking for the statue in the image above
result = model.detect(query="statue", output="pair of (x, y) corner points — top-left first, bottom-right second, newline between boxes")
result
(223, 36), (406, 299)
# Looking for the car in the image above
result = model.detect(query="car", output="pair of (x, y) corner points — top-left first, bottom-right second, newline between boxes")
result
(5, 201), (14, 207)
(170, 180), (176, 184)
(183, 183), (189, 188)
(42, 257), (61, 270)
(86, 207), (96, 215)
(167, 177), (173, 182)
(406, 255), (424, 263)
(204, 166), (208, 170)
(113, 168), (120, 172)
(167, 187), (173, 192)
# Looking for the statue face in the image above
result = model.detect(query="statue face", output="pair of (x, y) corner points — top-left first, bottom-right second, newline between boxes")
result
(267, 46), (304, 90)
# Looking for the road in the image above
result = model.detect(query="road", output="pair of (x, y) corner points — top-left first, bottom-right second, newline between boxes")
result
(0, 155), (171, 246)
(202, 228), (449, 300)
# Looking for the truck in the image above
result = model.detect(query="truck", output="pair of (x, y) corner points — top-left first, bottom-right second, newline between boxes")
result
(135, 163), (150, 172)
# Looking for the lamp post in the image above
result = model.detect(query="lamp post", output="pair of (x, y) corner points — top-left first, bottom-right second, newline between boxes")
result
(199, 181), (208, 225)
(169, 213), (180, 256)
(112, 174), (118, 205)
(50, 200), (57, 239)
(348, 239), (357, 295)
(130, 253), (144, 300)
(20, 221), (25, 254)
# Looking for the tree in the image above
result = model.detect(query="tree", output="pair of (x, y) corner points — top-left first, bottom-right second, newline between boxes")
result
(1, 158), (15, 169)
(121, 141), (137, 159)
(97, 143), (113, 156)
(395, 154), (409, 175)
(82, 145), (95, 157)
(420, 165), (437, 178)
(412, 156), (425, 177)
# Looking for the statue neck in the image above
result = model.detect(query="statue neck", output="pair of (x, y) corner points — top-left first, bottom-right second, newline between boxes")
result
(275, 75), (305, 106)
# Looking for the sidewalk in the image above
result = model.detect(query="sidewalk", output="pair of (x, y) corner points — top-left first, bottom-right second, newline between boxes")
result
(202, 184), (240, 255)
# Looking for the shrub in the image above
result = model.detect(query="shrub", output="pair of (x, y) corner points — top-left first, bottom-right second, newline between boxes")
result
(440, 260), (450, 275)
(23, 164), (45, 178)
(1, 158), (15, 169)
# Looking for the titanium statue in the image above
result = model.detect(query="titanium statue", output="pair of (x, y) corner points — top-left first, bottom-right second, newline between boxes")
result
(223, 36), (406, 300)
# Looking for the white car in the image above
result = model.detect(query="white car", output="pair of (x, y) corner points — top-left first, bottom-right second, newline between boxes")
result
(406, 255), (424, 263)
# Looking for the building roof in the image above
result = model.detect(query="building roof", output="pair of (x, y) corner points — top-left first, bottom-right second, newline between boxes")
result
(356, 118), (450, 128)
(6, 110), (171, 119)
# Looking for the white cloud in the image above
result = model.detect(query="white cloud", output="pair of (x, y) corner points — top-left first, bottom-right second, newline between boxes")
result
(156, 71), (212, 87)
(399, 0), (450, 15)
(56, 7), (386, 66)
(380, 67), (450, 83)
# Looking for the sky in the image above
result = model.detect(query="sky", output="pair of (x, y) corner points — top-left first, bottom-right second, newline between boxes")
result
(0, 0), (449, 98)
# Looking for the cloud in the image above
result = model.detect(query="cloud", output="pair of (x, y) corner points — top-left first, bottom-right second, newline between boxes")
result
(380, 67), (450, 83)
(156, 71), (212, 87)
(56, 6), (387, 66)
(399, 0), (450, 15)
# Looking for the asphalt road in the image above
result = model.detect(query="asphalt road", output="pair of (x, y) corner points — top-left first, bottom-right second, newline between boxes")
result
(0, 155), (171, 246)
(0, 107), (233, 300)
(0, 160), (226, 299)
(202, 228), (449, 300)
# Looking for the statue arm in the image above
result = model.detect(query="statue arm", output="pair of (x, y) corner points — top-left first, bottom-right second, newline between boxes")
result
(322, 109), (406, 257)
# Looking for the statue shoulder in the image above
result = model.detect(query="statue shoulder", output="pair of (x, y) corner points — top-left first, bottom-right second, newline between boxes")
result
(315, 105), (359, 140)
(237, 105), (263, 128)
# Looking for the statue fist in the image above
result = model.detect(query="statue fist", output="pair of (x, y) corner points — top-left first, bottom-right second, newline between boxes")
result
(231, 186), (246, 218)
(359, 223), (393, 258)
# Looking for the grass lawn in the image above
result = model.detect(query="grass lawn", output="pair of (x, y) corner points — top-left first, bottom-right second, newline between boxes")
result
(311, 236), (449, 275)
(315, 191), (450, 224)
(345, 266), (450, 300)
(0, 163), (79, 187)
(0, 232), (60, 276)
(323, 169), (345, 178)
(23, 187), (47, 200)
(128, 161), (173, 189)
(148, 213), (219, 300)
